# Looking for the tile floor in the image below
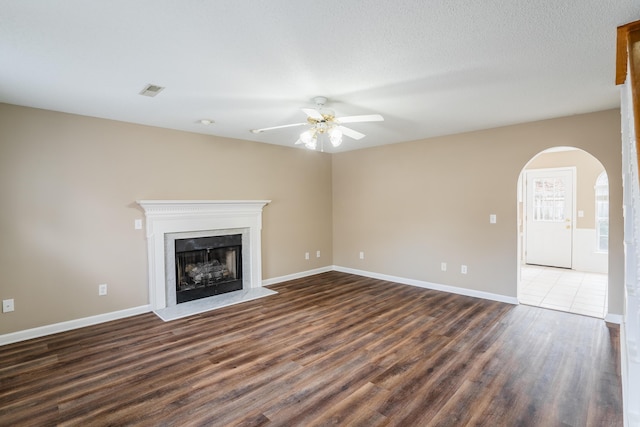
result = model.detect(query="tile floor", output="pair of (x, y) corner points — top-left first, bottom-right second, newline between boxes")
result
(519, 265), (608, 318)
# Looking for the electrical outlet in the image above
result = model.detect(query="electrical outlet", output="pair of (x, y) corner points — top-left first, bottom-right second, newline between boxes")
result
(359, 251), (365, 260)
(461, 265), (468, 274)
(98, 283), (108, 296)
(305, 252), (310, 260)
(316, 250), (321, 258)
(134, 219), (143, 230)
(2, 299), (14, 313)
(441, 262), (447, 271)
(490, 214), (497, 224)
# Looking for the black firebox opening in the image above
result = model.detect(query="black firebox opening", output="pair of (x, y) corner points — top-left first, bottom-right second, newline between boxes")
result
(175, 234), (243, 304)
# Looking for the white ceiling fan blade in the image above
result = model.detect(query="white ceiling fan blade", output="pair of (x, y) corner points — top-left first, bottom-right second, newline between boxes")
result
(302, 108), (324, 120)
(250, 122), (307, 133)
(338, 125), (366, 140)
(336, 114), (384, 124)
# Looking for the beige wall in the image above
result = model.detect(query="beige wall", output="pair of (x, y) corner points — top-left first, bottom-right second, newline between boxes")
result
(525, 149), (605, 229)
(332, 109), (623, 314)
(0, 105), (624, 336)
(0, 104), (333, 334)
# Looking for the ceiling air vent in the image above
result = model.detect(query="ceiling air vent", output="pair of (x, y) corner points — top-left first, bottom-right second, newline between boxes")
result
(139, 84), (165, 97)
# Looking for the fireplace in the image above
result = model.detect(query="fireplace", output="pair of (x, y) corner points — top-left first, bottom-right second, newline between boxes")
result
(137, 200), (274, 320)
(175, 234), (243, 303)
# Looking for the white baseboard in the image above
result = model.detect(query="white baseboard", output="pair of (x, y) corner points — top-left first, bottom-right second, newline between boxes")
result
(0, 305), (151, 347)
(7, 264), (618, 347)
(1, 266), (335, 346)
(262, 266), (333, 287)
(333, 265), (519, 305)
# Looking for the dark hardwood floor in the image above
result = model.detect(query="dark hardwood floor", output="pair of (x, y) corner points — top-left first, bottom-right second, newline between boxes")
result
(0, 271), (623, 426)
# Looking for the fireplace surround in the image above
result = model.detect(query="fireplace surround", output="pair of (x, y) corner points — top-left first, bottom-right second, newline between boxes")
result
(137, 200), (272, 320)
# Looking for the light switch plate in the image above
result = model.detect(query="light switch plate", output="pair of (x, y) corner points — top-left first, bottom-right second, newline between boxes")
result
(2, 299), (14, 313)
(490, 214), (497, 224)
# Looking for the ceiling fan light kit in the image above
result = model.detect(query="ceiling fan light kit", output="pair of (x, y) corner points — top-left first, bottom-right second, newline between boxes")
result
(300, 129), (317, 150)
(250, 96), (383, 151)
(329, 128), (343, 147)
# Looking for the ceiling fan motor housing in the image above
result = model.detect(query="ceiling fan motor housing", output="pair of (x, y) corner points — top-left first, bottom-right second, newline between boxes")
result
(312, 96), (328, 107)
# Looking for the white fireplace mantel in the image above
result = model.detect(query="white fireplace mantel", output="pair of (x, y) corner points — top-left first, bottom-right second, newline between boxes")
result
(137, 200), (270, 311)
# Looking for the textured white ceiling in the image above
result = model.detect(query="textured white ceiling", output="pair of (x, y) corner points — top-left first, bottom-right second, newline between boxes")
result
(1, 1), (639, 152)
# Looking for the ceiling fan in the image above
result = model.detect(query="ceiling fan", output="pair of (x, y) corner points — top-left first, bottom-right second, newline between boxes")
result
(250, 96), (384, 150)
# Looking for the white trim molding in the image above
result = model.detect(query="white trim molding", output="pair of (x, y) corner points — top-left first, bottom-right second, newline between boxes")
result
(7, 265), (620, 347)
(262, 266), (334, 287)
(604, 313), (623, 325)
(332, 266), (519, 305)
(0, 305), (151, 347)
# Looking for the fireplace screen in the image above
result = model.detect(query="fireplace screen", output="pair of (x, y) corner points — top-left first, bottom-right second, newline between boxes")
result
(174, 234), (242, 303)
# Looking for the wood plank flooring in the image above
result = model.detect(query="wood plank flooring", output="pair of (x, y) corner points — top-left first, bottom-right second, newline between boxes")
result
(0, 271), (623, 426)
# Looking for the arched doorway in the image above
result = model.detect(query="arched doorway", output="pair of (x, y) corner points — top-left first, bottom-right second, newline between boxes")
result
(517, 147), (609, 318)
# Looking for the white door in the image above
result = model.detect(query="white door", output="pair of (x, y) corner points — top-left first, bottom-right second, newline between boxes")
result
(525, 169), (574, 268)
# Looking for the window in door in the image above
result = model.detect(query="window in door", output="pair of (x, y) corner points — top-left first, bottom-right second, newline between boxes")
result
(595, 172), (609, 253)
(533, 178), (566, 222)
